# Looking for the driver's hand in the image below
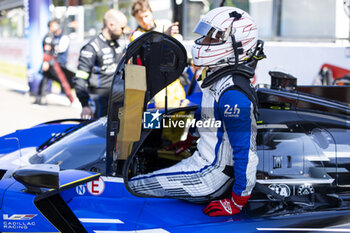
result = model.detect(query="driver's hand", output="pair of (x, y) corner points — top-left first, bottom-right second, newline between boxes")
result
(81, 106), (93, 119)
(203, 192), (250, 217)
(167, 133), (198, 154)
(42, 61), (50, 72)
(165, 22), (179, 36)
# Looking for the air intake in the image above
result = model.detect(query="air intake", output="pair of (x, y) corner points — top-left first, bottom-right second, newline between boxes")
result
(0, 169), (6, 180)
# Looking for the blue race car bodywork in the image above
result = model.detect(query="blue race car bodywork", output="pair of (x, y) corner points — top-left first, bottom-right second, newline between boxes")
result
(0, 119), (83, 156)
(1, 31), (350, 233)
(3, 173), (350, 233)
(0, 118), (105, 180)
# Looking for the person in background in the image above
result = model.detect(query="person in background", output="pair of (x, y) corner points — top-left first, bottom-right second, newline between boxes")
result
(55, 27), (70, 68)
(73, 9), (127, 119)
(130, 0), (181, 41)
(54, 27), (76, 93)
(129, 6), (260, 217)
(35, 19), (74, 105)
(130, 0), (185, 108)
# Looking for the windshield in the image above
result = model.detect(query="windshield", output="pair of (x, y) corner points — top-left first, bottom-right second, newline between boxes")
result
(37, 121), (91, 152)
(30, 117), (107, 171)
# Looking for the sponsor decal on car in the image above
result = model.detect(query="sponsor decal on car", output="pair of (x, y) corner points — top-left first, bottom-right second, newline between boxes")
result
(3, 214), (37, 230)
(87, 177), (105, 196)
(267, 184), (291, 200)
(76, 184), (86, 195)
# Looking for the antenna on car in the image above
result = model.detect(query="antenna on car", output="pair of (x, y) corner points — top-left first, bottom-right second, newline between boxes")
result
(5, 137), (23, 166)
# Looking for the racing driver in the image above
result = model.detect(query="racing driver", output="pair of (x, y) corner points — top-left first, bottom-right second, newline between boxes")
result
(129, 6), (262, 217)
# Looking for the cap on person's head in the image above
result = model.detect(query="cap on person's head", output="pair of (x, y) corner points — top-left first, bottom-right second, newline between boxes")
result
(131, 0), (152, 17)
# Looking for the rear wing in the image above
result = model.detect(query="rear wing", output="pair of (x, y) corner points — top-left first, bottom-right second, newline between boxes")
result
(258, 71), (350, 118)
(268, 70), (350, 106)
(296, 85), (350, 105)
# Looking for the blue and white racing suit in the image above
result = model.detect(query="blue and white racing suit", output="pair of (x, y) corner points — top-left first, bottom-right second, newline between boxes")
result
(128, 74), (258, 203)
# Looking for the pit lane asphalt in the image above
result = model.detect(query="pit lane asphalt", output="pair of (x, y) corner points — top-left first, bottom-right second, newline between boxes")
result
(0, 74), (81, 137)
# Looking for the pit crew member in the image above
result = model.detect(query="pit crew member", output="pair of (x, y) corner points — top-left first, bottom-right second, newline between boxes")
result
(74, 9), (127, 119)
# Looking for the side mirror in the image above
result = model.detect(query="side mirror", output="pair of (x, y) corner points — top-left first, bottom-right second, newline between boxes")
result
(13, 164), (59, 193)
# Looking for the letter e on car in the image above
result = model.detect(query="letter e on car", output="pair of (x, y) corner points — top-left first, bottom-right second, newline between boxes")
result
(87, 177), (105, 195)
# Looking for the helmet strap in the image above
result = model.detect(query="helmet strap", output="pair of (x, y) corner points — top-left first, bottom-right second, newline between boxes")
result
(230, 34), (243, 67)
(229, 11), (244, 69)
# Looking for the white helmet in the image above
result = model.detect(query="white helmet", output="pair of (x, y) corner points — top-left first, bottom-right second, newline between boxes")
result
(191, 7), (258, 67)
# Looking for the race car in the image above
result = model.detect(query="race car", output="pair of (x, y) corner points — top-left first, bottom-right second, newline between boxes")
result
(1, 31), (350, 233)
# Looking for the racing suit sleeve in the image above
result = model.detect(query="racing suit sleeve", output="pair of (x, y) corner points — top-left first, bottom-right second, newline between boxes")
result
(73, 44), (96, 107)
(218, 89), (257, 197)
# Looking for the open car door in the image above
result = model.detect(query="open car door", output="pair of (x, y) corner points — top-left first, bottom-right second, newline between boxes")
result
(106, 31), (187, 175)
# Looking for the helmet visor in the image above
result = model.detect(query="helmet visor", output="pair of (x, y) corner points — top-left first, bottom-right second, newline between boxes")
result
(195, 36), (223, 45)
(193, 21), (225, 40)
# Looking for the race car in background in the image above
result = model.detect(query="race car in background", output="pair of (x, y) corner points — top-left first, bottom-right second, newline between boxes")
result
(316, 63), (350, 86)
(1, 31), (350, 232)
